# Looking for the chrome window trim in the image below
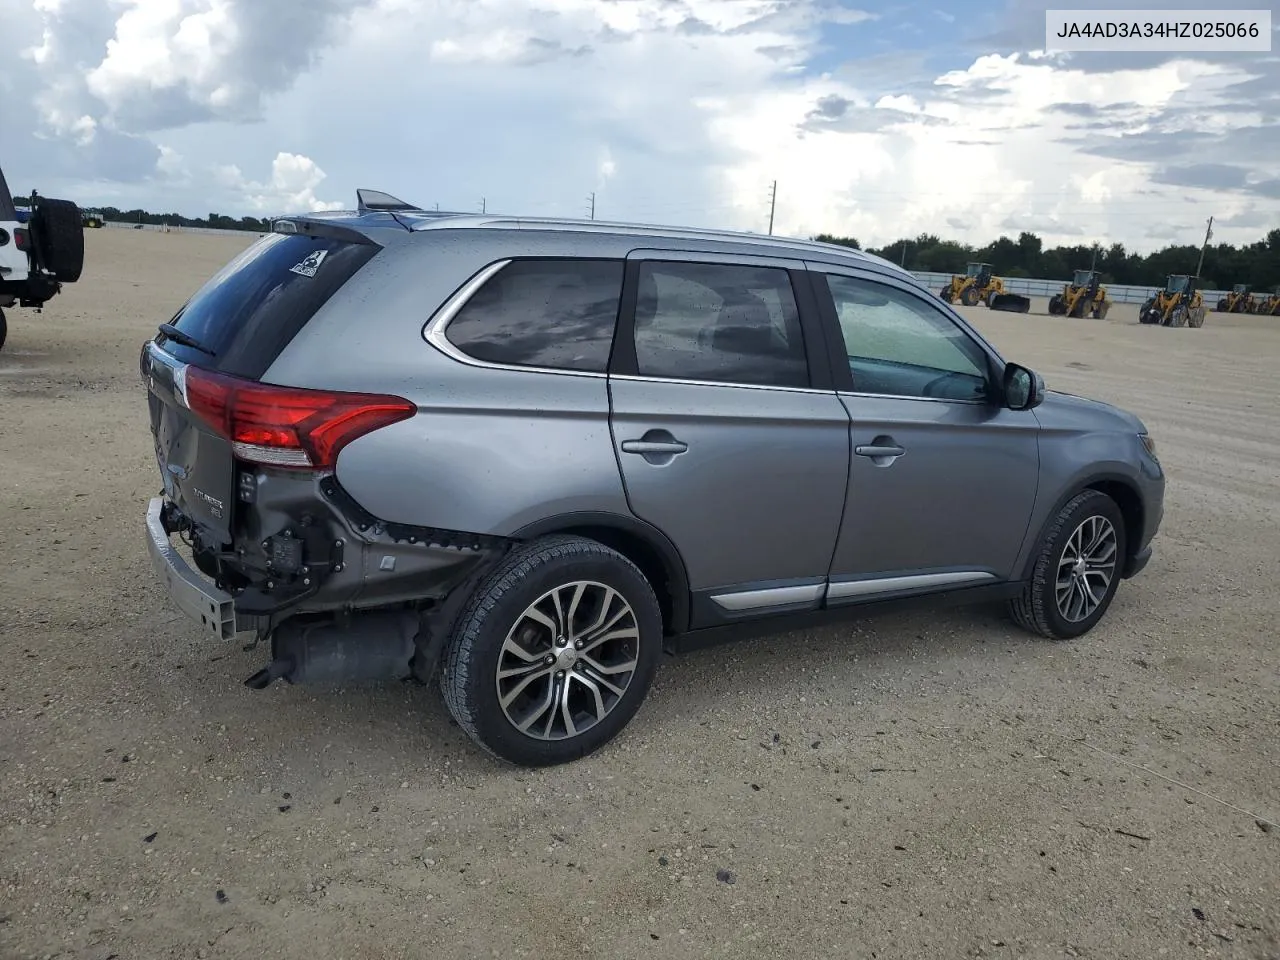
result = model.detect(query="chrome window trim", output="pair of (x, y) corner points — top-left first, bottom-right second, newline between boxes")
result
(836, 389), (986, 407)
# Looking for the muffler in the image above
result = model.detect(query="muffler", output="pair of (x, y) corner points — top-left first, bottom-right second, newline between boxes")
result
(244, 610), (419, 689)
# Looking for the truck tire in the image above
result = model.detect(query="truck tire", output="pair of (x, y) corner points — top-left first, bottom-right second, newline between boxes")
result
(31, 198), (85, 283)
(0, 307), (7, 353)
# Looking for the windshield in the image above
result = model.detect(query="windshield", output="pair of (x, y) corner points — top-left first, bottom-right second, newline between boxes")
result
(1233, 284), (1247, 293)
(1167, 276), (1189, 293)
(1073, 271), (1094, 286)
(966, 263), (987, 277)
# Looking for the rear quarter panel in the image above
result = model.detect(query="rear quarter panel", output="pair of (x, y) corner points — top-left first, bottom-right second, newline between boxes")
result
(263, 230), (634, 536)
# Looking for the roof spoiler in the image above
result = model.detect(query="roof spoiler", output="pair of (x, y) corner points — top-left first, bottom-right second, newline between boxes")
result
(356, 188), (422, 214)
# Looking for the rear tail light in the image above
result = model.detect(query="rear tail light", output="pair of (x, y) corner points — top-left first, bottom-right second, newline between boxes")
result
(14, 228), (30, 252)
(182, 367), (416, 469)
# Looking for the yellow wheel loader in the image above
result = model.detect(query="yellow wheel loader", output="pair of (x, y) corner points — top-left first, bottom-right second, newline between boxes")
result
(1048, 269), (1111, 319)
(938, 262), (1031, 313)
(1138, 275), (1207, 328)
(1214, 284), (1255, 313)
(82, 209), (104, 229)
(1252, 289), (1280, 317)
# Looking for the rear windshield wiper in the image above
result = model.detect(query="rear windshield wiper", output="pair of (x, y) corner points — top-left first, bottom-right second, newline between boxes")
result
(158, 322), (216, 357)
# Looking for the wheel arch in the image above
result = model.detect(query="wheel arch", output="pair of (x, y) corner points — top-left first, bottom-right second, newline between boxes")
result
(1020, 472), (1144, 581)
(510, 511), (691, 635)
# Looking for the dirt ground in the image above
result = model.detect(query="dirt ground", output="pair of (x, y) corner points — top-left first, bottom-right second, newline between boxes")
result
(2, 228), (1277, 960)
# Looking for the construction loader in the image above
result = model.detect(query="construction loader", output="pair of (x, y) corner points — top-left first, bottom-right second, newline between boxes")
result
(1048, 269), (1111, 319)
(1252, 288), (1280, 317)
(938, 262), (1031, 313)
(1214, 284), (1255, 313)
(1138, 275), (1207, 328)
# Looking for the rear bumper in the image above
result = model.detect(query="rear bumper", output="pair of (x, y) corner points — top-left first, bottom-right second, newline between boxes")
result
(146, 496), (241, 640)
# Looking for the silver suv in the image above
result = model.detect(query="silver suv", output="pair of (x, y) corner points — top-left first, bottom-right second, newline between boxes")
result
(141, 189), (1164, 766)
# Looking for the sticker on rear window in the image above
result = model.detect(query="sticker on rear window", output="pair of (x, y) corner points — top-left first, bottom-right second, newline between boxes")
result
(289, 249), (328, 278)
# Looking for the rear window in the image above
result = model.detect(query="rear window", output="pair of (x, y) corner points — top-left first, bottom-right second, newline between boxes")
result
(444, 258), (624, 373)
(162, 232), (379, 378)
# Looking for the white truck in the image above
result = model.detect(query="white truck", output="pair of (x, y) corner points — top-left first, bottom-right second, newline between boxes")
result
(0, 161), (85, 352)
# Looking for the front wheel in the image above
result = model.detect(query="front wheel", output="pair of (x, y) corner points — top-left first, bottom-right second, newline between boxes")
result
(1009, 490), (1127, 640)
(440, 535), (663, 766)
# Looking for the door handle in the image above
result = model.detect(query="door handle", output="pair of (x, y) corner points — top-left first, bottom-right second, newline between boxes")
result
(621, 439), (688, 455)
(854, 443), (905, 458)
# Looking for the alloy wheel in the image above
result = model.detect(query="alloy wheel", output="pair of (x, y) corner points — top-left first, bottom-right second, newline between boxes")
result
(1056, 515), (1118, 622)
(494, 581), (640, 741)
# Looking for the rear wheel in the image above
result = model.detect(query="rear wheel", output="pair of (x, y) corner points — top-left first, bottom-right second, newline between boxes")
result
(1009, 490), (1127, 641)
(1188, 305), (1206, 328)
(440, 535), (663, 766)
(0, 307), (7, 352)
(30, 198), (85, 283)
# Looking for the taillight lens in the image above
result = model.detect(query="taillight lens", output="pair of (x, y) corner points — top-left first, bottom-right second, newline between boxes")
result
(183, 367), (416, 470)
(14, 228), (30, 251)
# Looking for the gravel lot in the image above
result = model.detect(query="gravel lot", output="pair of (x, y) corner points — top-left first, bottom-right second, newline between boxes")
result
(2, 228), (1277, 960)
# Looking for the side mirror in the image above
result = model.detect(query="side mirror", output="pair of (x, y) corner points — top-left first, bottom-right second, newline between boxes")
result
(1003, 362), (1045, 411)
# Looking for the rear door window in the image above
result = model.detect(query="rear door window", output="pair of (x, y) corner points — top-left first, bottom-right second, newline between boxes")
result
(161, 232), (379, 379)
(444, 259), (624, 373)
(631, 260), (810, 388)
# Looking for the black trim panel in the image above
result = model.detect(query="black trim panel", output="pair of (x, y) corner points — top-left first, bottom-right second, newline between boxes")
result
(1017, 473), (1145, 581)
(666, 581), (1025, 655)
(510, 510), (693, 634)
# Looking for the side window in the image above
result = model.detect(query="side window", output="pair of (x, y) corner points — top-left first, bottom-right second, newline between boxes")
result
(633, 261), (809, 388)
(825, 274), (991, 401)
(445, 259), (623, 372)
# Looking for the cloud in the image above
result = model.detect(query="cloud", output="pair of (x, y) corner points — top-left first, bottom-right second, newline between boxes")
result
(2, 0), (1276, 253)
(215, 152), (344, 214)
(82, 0), (376, 130)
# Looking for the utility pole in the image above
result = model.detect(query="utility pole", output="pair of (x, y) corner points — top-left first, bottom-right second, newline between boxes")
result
(767, 180), (777, 235)
(900, 239), (908, 268)
(480, 197), (486, 214)
(1195, 216), (1213, 278)
(587, 192), (595, 220)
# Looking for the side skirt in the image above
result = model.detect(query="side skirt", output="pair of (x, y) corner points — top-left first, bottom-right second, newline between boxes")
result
(664, 581), (1026, 655)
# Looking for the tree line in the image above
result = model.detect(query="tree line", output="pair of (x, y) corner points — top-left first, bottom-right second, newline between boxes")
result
(12, 197), (270, 234)
(813, 229), (1280, 292)
(12, 194), (1278, 290)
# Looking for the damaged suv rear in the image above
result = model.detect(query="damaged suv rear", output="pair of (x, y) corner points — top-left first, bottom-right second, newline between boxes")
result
(143, 206), (503, 686)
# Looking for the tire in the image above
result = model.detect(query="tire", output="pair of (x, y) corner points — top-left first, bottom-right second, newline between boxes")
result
(0, 307), (7, 353)
(31, 198), (85, 283)
(1188, 306), (1206, 328)
(1169, 305), (1188, 328)
(440, 535), (663, 766)
(960, 286), (980, 307)
(1009, 490), (1127, 641)
(1048, 295), (1065, 315)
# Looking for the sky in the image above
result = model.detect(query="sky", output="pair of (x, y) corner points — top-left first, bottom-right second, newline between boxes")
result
(0, 0), (1277, 253)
